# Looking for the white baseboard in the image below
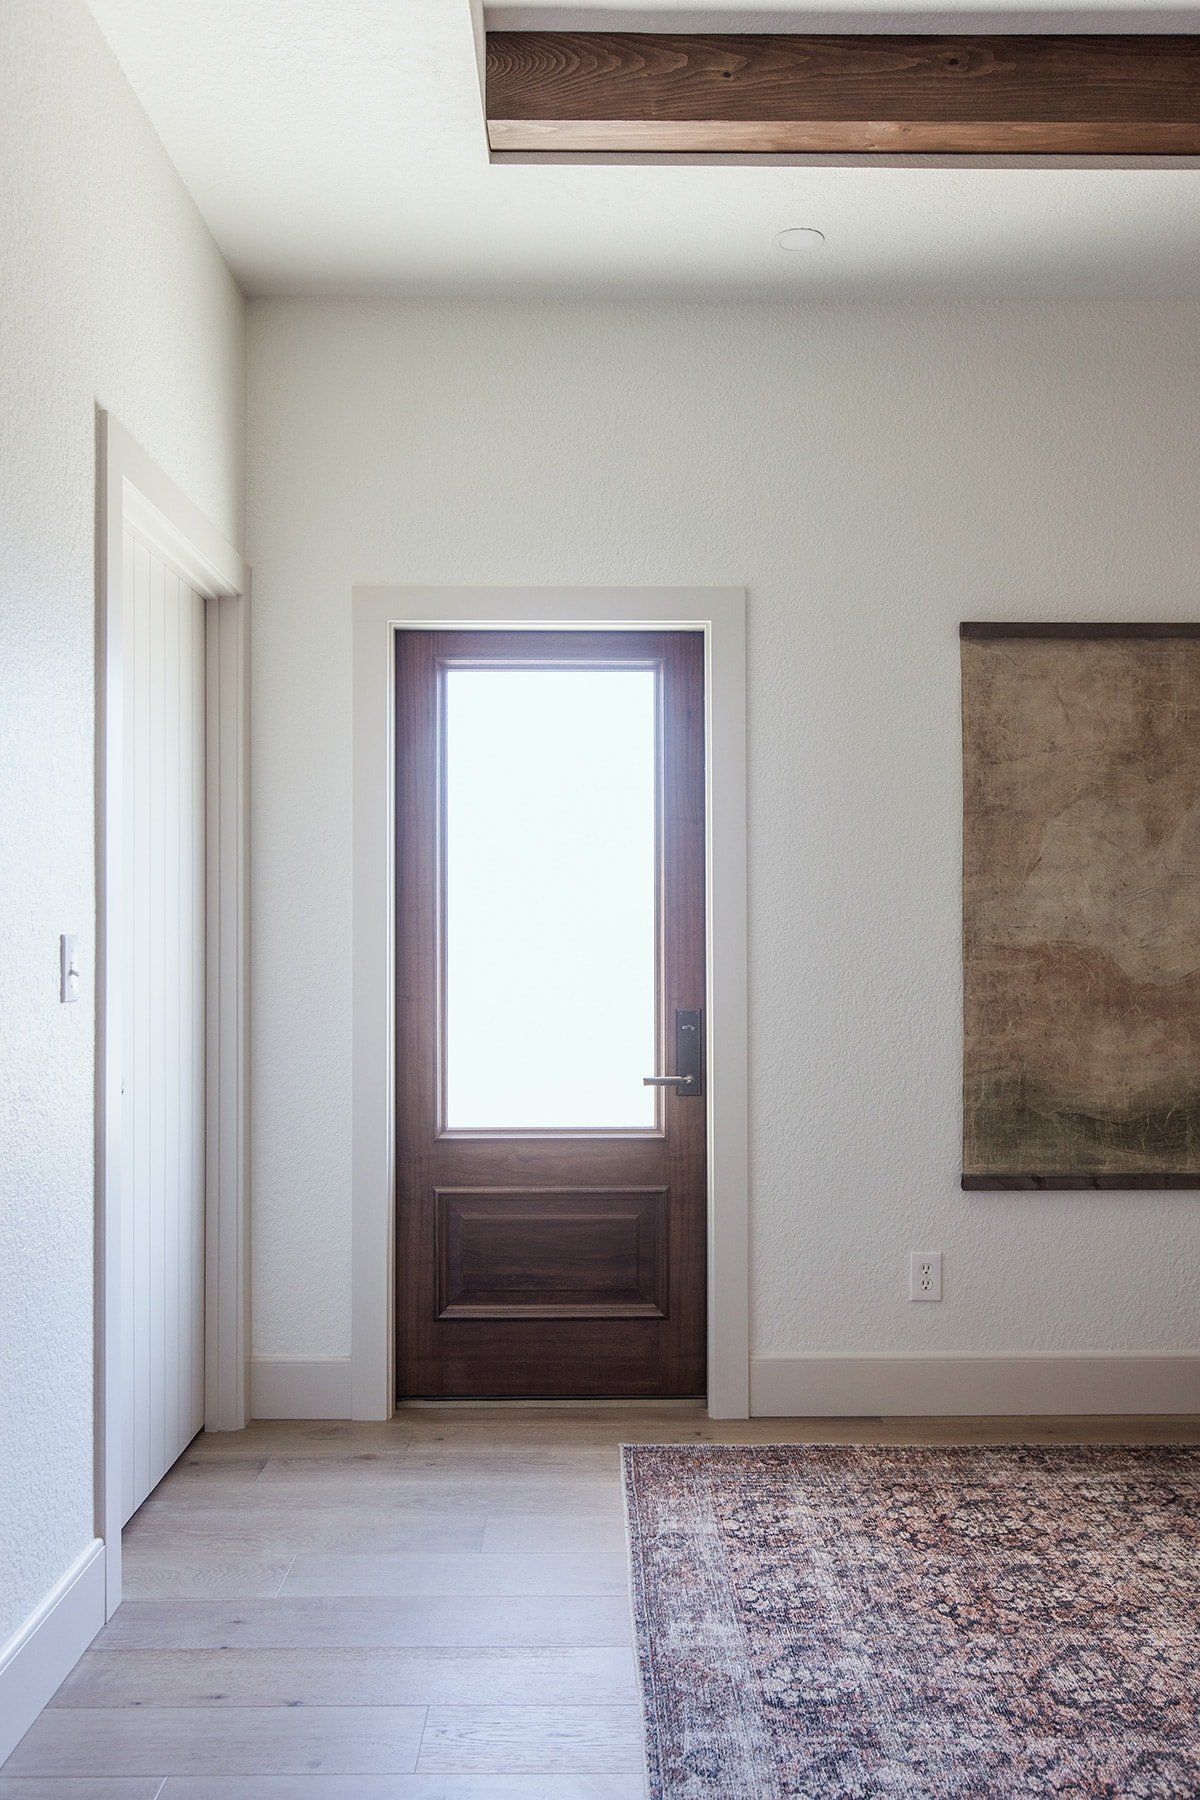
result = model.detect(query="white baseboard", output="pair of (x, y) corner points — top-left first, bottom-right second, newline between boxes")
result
(750, 1355), (1200, 1418)
(251, 1356), (353, 1420)
(248, 1351), (1199, 1421)
(0, 1539), (105, 1765)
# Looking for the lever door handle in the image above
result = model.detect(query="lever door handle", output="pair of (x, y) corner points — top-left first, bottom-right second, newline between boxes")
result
(643, 1010), (703, 1098)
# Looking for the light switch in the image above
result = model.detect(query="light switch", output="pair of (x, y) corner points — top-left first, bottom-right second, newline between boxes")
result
(60, 933), (81, 1003)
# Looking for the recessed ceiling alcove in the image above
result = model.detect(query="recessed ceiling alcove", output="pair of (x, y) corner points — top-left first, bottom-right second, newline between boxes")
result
(77, 0), (1200, 298)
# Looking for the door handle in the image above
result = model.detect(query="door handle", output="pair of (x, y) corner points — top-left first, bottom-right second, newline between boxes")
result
(643, 1009), (703, 1098)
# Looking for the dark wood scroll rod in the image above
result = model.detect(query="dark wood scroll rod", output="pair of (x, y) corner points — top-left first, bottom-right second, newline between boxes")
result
(961, 623), (1200, 639)
(964, 1173), (1200, 1188)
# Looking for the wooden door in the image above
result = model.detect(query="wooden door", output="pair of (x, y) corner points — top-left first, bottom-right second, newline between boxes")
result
(395, 630), (706, 1398)
(120, 532), (206, 1520)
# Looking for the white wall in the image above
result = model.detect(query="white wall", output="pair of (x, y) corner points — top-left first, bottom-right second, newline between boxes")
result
(246, 299), (1200, 1391)
(0, 0), (243, 1644)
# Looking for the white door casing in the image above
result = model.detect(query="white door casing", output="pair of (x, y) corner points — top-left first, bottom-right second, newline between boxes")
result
(350, 587), (750, 1423)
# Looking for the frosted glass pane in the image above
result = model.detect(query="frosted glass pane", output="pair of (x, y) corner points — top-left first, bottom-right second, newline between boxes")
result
(444, 667), (657, 1130)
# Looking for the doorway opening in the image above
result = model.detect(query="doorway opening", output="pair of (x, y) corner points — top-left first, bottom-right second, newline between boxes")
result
(350, 587), (749, 1421)
(96, 412), (250, 1615)
(394, 630), (706, 1398)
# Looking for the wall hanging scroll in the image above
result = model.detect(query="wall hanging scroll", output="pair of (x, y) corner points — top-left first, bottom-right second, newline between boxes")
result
(961, 622), (1200, 1190)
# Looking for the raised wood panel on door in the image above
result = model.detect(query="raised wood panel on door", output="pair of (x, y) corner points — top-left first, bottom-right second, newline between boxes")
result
(121, 531), (206, 1522)
(395, 630), (706, 1399)
(436, 1189), (667, 1319)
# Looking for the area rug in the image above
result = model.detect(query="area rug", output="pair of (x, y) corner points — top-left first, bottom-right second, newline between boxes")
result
(623, 1443), (1200, 1799)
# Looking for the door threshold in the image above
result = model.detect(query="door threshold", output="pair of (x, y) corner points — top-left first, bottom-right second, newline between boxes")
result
(395, 1396), (708, 1410)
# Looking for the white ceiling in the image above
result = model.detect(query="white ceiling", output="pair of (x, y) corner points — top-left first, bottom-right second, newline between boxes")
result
(83, 0), (1200, 298)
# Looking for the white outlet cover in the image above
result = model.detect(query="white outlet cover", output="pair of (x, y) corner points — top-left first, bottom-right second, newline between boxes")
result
(909, 1251), (942, 1302)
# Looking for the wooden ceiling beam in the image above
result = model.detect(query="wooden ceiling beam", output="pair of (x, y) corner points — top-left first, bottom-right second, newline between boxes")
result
(485, 32), (1200, 155)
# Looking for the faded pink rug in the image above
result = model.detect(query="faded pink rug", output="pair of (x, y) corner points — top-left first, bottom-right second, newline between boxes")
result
(623, 1443), (1200, 1798)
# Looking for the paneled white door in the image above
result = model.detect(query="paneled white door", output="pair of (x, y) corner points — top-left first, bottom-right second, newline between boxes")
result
(121, 529), (206, 1522)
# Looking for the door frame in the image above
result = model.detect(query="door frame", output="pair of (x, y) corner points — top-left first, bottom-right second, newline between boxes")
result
(96, 411), (251, 1615)
(351, 587), (749, 1420)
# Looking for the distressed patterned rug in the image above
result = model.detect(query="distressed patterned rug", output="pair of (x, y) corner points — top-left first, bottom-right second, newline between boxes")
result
(623, 1443), (1200, 1799)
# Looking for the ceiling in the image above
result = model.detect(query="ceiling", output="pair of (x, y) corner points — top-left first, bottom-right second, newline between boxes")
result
(83, 0), (1200, 298)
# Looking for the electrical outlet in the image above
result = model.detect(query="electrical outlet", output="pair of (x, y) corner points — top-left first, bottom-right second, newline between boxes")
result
(909, 1252), (942, 1302)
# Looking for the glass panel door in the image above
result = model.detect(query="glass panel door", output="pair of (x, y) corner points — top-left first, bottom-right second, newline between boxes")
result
(441, 665), (658, 1131)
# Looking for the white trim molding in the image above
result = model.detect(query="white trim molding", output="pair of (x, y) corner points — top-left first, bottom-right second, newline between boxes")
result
(750, 1354), (1200, 1417)
(0, 1540), (105, 1766)
(204, 577), (252, 1437)
(96, 412), (251, 1617)
(351, 586), (750, 1422)
(252, 1357), (354, 1420)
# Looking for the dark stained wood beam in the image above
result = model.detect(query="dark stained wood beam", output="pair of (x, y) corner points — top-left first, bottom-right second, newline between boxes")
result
(486, 32), (1200, 155)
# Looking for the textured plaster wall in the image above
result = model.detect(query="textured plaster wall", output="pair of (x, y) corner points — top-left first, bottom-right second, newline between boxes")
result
(246, 298), (1200, 1367)
(0, 0), (243, 1644)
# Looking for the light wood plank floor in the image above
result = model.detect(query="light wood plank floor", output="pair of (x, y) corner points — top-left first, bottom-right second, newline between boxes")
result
(4, 1407), (1199, 1797)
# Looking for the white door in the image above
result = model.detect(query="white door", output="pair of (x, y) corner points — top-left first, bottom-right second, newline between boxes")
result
(121, 529), (206, 1522)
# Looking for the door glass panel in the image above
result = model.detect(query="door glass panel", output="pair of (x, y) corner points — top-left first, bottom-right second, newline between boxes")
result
(443, 666), (657, 1131)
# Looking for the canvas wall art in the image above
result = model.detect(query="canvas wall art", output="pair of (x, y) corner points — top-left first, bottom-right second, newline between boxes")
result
(961, 623), (1200, 1189)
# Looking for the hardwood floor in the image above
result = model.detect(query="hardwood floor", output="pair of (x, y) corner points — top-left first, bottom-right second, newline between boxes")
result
(4, 1406), (1200, 1797)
